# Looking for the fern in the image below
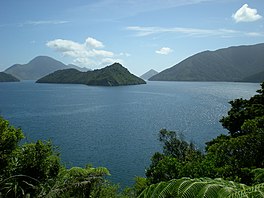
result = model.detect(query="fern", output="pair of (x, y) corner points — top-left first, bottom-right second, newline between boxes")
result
(138, 178), (262, 198)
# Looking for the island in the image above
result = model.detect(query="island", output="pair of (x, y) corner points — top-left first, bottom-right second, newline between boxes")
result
(36, 63), (146, 86)
(0, 72), (20, 82)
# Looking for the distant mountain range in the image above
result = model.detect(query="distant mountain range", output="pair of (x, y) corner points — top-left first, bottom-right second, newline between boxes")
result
(4, 56), (89, 80)
(140, 69), (159, 80)
(0, 72), (19, 82)
(149, 43), (264, 82)
(36, 63), (146, 86)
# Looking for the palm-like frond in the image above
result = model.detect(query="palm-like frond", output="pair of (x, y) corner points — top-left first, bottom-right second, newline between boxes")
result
(228, 182), (264, 198)
(138, 177), (252, 198)
(38, 166), (110, 197)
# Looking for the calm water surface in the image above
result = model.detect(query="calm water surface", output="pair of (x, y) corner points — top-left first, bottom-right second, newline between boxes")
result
(0, 81), (260, 186)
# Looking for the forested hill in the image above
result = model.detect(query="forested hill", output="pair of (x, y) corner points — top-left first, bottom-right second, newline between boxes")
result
(4, 56), (88, 80)
(149, 43), (264, 82)
(0, 72), (19, 82)
(36, 63), (146, 86)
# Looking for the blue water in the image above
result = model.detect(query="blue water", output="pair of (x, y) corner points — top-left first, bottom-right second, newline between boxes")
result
(0, 81), (260, 187)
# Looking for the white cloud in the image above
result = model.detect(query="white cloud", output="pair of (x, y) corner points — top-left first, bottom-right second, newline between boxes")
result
(232, 4), (262, 23)
(46, 37), (121, 68)
(156, 47), (173, 55)
(126, 26), (264, 38)
(85, 37), (104, 48)
(24, 20), (70, 26)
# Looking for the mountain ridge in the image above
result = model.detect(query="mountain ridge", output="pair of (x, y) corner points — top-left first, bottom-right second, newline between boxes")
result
(140, 69), (159, 80)
(0, 72), (20, 82)
(4, 56), (89, 80)
(149, 43), (264, 82)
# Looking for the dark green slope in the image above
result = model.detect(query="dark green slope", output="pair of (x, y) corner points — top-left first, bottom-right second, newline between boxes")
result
(242, 71), (264, 82)
(149, 43), (264, 82)
(0, 72), (20, 82)
(36, 63), (146, 86)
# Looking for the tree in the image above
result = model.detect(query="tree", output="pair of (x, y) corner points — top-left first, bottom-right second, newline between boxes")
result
(204, 82), (264, 184)
(220, 82), (264, 137)
(146, 129), (203, 184)
(0, 117), (114, 197)
(0, 117), (24, 175)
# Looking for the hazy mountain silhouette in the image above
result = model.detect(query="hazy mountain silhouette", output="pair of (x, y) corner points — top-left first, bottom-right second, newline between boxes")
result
(4, 56), (89, 80)
(140, 69), (159, 80)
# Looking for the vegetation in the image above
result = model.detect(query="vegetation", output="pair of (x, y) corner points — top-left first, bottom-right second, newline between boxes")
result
(0, 117), (112, 197)
(139, 82), (264, 197)
(149, 43), (264, 82)
(36, 63), (146, 86)
(0, 72), (19, 82)
(1, 82), (263, 197)
(139, 177), (264, 198)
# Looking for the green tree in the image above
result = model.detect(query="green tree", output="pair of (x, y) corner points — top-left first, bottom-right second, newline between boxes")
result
(146, 129), (203, 184)
(220, 82), (264, 137)
(204, 82), (264, 184)
(0, 117), (113, 197)
(0, 117), (24, 175)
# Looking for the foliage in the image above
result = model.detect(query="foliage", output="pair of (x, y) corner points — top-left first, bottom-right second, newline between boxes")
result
(0, 117), (113, 198)
(138, 177), (264, 198)
(0, 117), (24, 174)
(145, 82), (264, 187)
(39, 165), (110, 197)
(146, 129), (203, 184)
(220, 82), (264, 137)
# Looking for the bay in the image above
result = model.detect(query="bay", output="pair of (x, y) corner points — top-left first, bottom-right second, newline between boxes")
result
(0, 81), (260, 187)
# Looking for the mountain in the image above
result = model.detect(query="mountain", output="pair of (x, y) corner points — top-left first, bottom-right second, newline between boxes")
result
(67, 64), (90, 72)
(0, 72), (19, 82)
(4, 56), (88, 80)
(242, 71), (264, 83)
(36, 63), (146, 86)
(149, 43), (264, 82)
(140, 69), (159, 80)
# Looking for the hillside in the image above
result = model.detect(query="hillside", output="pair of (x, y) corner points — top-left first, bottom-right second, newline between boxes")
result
(4, 56), (88, 80)
(0, 72), (19, 82)
(36, 63), (146, 86)
(140, 69), (159, 80)
(242, 71), (264, 83)
(149, 43), (264, 82)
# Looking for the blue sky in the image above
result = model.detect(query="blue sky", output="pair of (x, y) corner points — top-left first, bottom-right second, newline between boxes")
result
(0, 0), (263, 76)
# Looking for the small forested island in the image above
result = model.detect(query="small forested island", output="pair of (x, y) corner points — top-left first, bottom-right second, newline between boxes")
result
(0, 72), (19, 82)
(36, 63), (146, 86)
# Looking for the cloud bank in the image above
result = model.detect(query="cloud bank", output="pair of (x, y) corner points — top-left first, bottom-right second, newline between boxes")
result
(46, 37), (123, 68)
(232, 4), (262, 23)
(156, 47), (173, 55)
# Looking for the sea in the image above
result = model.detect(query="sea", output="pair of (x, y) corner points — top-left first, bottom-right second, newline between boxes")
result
(0, 81), (260, 187)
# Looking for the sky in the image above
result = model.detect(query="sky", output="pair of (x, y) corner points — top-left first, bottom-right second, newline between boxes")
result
(0, 0), (263, 76)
